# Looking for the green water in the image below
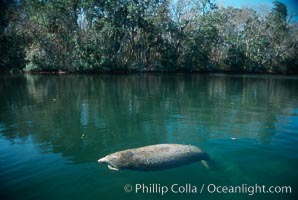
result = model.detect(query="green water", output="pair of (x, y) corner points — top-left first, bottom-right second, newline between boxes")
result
(0, 74), (297, 200)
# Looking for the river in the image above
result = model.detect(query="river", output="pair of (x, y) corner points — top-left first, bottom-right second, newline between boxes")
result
(0, 74), (297, 200)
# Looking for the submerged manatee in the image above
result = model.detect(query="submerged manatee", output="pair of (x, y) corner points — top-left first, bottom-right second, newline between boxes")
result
(98, 144), (213, 171)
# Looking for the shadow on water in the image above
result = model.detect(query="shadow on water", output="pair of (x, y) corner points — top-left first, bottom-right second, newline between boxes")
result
(0, 74), (298, 164)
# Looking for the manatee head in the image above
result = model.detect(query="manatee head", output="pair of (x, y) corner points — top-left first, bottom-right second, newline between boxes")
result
(98, 151), (134, 170)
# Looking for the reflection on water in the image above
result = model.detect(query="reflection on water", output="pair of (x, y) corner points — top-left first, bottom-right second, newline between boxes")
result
(0, 74), (298, 200)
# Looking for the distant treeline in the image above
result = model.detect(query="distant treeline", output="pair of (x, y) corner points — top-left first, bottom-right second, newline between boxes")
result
(0, 0), (297, 73)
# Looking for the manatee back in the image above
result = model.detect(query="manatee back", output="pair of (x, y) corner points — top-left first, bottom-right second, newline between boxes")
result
(124, 144), (207, 170)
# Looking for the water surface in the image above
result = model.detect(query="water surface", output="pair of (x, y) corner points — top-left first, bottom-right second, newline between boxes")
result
(0, 74), (297, 200)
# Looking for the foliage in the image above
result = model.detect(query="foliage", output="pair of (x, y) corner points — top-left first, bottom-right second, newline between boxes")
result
(0, 0), (26, 71)
(0, 0), (297, 73)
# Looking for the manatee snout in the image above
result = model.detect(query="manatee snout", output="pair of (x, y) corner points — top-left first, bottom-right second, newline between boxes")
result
(98, 155), (121, 170)
(98, 157), (107, 164)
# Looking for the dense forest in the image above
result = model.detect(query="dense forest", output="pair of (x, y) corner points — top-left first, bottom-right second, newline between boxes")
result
(0, 0), (297, 73)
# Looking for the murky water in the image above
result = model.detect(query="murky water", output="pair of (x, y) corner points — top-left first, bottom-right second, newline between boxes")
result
(0, 74), (297, 200)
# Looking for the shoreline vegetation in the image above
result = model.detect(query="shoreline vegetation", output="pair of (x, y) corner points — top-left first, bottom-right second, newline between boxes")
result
(3, 68), (298, 76)
(1, 0), (298, 74)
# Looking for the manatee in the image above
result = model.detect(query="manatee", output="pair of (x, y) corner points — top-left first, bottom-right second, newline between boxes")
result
(98, 144), (213, 171)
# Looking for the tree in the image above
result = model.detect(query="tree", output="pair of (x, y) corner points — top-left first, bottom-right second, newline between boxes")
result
(0, 0), (26, 71)
(0, 0), (297, 73)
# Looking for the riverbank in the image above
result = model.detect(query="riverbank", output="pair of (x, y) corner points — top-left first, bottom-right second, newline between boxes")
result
(2, 67), (298, 75)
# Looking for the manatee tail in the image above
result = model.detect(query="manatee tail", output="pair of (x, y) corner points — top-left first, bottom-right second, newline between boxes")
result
(201, 160), (214, 169)
(200, 154), (216, 170)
